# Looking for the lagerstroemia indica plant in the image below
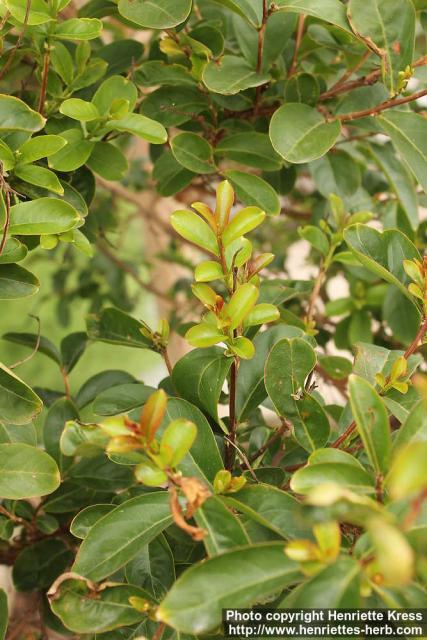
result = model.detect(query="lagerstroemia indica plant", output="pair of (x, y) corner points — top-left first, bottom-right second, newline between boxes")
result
(0, 0), (427, 636)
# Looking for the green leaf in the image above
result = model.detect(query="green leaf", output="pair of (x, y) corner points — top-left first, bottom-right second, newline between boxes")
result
(153, 151), (195, 197)
(275, 0), (352, 32)
(237, 325), (305, 421)
(215, 133), (283, 171)
(0, 364), (42, 425)
(280, 557), (361, 607)
(171, 210), (219, 255)
(162, 398), (224, 484)
(48, 129), (95, 172)
(49, 578), (148, 633)
(224, 484), (310, 539)
(18, 134), (67, 164)
(0, 95), (45, 132)
(86, 142), (128, 180)
(224, 170), (280, 216)
(291, 459), (374, 495)
(59, 98), (100, 122)
(0, 589), (7, 640)
(68, 454), (132, 492)
(348, 0), (415, 95)
(172, 347), (232, 424)
(171, 133), (215, 175)
(292, 393), (331, 452)
(349, 374), (391, 475)
(72, 492), (172, 581)
(59, 332), (86, 374)
(285, 72), (320, 106)
(379, 111), (427, 193)
(104, 113), (167, 144)
(309, 150), (361, 199)
(265, 337), (316, 417)
(194, 496), (250, 555)
(222, 206), (265, 246)
(86, 308), (153, 349)
(9, 198), (80, 235)
(0, 239), (27, 264)
(0, 264), (40, 299)
(54, 18), (103, 40)
(14, 165), (64, 195)
(117, 0), (192, 29)
(299, 225), (329, 256)
(0, 140), (15, 171)
(212, 0), (263, 27)
(2, 332), (61, 364)
(76, 370), (136, 409)
(367, 142), (418, 230)
(343, 224), (421, 305)
(125, 533), (175, 601)
(70, 504), (114, 539)
(93, 383), (153, 416)
(92, 75), (138, 116)
(387, 442), (427, 499)
(270, 104), (341, 164)
(0, 443), (60, 498)
(203, 55), (269, 95)
(4, 0), (53, 24)
(157, 543), (300, 635)
(141, 86), (208, 128)
(318, 355), (352, 380)
(393, 401), (427, 451)
(44, 398), (79, 470)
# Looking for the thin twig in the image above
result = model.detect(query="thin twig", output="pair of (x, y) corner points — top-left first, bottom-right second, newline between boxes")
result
(9, 315), (41, 369)
(339, 87), (427, 122)
(0, 186), (11, 257)
(38, 45), (50, 115)
(249, 418), (291, 463)
(288, 15), (306, 78)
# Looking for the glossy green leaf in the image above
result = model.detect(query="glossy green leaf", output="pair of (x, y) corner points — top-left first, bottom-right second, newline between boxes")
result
(76, 370), (136, 409)
(18, 134), (67, 164)
(72, 492), (172, 580)
(14, 165), (63, 194)
(4, 0), (52, 24)
(224, 484), (310, 539)
(60, 98), (100, 122)
(0, 264), (40, 299)
(172, 347), (232, 424)
(2, 331), (61, 364)
(349, 374), (391, 475)
(379, 111), (427, 193)
(368, 142), (418, 230)
(9, 198), (80, 235)
(160, 419), (197, 467)
(105, 113), (167, 144)
(70, 504), (115, 539)
(153, 151), (195, 197)
(86, 308), (153, 349)
(125, 533), (175, 600)
(93, 383), (153, 416)
(48, 129), (95, 172)
(203, 56), (269, 95)
(348, 0), (415, 95)
(222, 206), (265, 246)
(216, 133), (282, 171)
(194, 496), (250, 555)
(0, 95), (45, 132)
(54, 18), (103, 40)
(49, 578), (148, 633)
(224, 170), (280, 216)
(0, 443), (60, 498)
(213, 0), (263, 26)
(393, 401), (427, 451)
(117, 0), (192, 28)
(387, 442), (427, 500)
(270, 104), (341, 164)
(13, 539), (73, 591)
(291, 461), (374, 495)
(171, 210), (218, 255)
(309, 150), (361, 199)
(171, 133), (215, 175)
(280, 557), (361, 607)
(265, 337), (317, 417)
(86, 142), (128, 180)
(0, 364), (42, 425)
(158, 543), (299, 634)
(275, 0), (352, 32)
(0, 239), (27, 265)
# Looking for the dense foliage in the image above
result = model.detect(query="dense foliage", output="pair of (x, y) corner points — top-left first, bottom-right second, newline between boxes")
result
(1, 0), (427, 636)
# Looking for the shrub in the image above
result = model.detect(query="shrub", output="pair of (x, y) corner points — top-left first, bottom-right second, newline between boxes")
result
(0, 0), (427, 636)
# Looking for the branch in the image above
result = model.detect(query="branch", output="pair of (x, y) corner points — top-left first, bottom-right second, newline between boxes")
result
(338, 87), (427, 122)
(38, 45), (50, 115)
(249, 418), (291, 463)
(97, 240), (173, 304)
(288, 14), (306, 78)
(0, 0), (31, 82)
